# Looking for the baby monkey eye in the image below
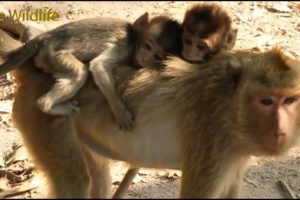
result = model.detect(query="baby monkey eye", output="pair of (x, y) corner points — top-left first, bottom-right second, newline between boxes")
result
(154, 54), (163, 61)
(143, 43), (152, 50)
(197, 43), (207, 51)
(284, 96), (298, 105)
(185, 38), (192, 46)
(260, 98), (274, 106)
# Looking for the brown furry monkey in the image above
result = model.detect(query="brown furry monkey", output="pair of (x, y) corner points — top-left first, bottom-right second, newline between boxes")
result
(181, 3), (237, 62)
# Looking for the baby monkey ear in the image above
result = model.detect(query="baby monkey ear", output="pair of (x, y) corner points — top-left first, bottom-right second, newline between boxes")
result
(132, 12), (149, 31)
(223, 28), (238, 50)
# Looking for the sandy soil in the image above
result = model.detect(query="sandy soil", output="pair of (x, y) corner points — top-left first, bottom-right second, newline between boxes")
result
(0, 1), (300, 198)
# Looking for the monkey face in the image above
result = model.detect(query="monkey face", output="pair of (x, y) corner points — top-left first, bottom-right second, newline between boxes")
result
(181, 27), (211, 63)
(245, 93), (300, 155)
(237, 52), (300, 156)
(181, 3), (238, 63)
(181, 32), (209, 63)
(133, 37), (166, 68)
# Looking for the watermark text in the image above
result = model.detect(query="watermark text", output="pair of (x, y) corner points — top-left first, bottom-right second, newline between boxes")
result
(0, 8), (60, 22)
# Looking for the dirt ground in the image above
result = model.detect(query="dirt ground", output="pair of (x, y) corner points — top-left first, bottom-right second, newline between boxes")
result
(0, 1), (300, 199)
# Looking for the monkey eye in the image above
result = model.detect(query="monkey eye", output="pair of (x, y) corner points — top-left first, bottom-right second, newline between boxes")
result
(143, 43), (152, 50)
(283, 96), (298, 105)
(197, 43), (207, 51)
(154, 54), (163, 61)
(260, 98), (274, 106)
(185, 38), (192, 46)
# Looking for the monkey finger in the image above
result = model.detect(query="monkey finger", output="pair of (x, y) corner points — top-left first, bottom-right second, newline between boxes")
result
(118, 117), (135, 132)
(119, 123), (132, 132)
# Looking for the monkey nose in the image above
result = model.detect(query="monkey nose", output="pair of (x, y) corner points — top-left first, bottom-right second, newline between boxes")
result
(132, 57), (142, 68)
(182, 50), (189, 59)
(274, 131), (286, 137)
(270, 131), (287, 149)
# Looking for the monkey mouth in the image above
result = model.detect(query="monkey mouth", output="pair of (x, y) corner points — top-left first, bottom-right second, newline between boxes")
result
(267, 134), (288, 155)
(182, 52), (205, 63)
(185, 59), (207, 64)
(132, 58), (143, 68)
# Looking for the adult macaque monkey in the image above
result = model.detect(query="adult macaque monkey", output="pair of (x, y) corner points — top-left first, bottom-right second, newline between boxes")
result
(2, 24), (300, 198)
(181, 3), (238, 62)
(0, 12), (184, 131)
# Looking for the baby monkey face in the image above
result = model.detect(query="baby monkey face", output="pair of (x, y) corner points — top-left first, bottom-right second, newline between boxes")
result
(181, 25), (211, 63)
(133, 36), (167, 68)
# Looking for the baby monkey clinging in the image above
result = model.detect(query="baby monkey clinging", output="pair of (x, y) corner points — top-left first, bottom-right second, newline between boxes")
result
(0, 12), (182, 131)
(135, 3), (238, 66)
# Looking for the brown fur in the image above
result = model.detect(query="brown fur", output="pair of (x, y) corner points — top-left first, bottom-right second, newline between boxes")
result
(1, 27), (300, 198)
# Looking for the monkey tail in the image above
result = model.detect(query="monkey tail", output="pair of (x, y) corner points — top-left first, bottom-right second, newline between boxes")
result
(0, 37), (42, 75)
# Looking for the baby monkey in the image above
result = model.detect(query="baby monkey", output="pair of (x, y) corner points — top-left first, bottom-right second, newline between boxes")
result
(0, 12), (182, 130)
(181, 3), (237, 62)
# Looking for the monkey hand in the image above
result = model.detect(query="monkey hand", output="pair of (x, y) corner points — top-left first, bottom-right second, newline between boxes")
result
(115, 105), (135, 131)
(37, 97), (80, 116)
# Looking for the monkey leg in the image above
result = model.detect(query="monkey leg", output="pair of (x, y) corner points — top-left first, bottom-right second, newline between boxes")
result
(113, 167), (140, 199)
(81, 144), (112, 198)
(36, 52), (88, 116)
(224, 184), (241, 198)
(12, 105), (91, 197)
(180, 151), (247, 198)
(89, 52), (134, 131)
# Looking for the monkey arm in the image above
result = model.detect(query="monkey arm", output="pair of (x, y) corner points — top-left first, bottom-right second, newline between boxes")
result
(89, 43), (134, 131)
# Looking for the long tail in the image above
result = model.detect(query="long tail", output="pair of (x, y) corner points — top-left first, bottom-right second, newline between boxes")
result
(0, 37), (42, 75)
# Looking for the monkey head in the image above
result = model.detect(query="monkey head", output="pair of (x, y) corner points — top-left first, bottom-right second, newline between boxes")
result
(182, 4), (237, 63)
(232, 47), (300, 156)
(131, 12), (181, 69)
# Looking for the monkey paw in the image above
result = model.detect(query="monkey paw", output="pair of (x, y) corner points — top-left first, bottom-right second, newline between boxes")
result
(37, 97), (54, 114)
(116, 107), (135, 131)
(38, 98), (80, 116)
(58, 101), (80, 117)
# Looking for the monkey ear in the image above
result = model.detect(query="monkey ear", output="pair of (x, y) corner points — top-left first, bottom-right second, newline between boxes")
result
(133, 12), (149, 31)
(226, 58), (244, 89)
(223, 28), (238, 50)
